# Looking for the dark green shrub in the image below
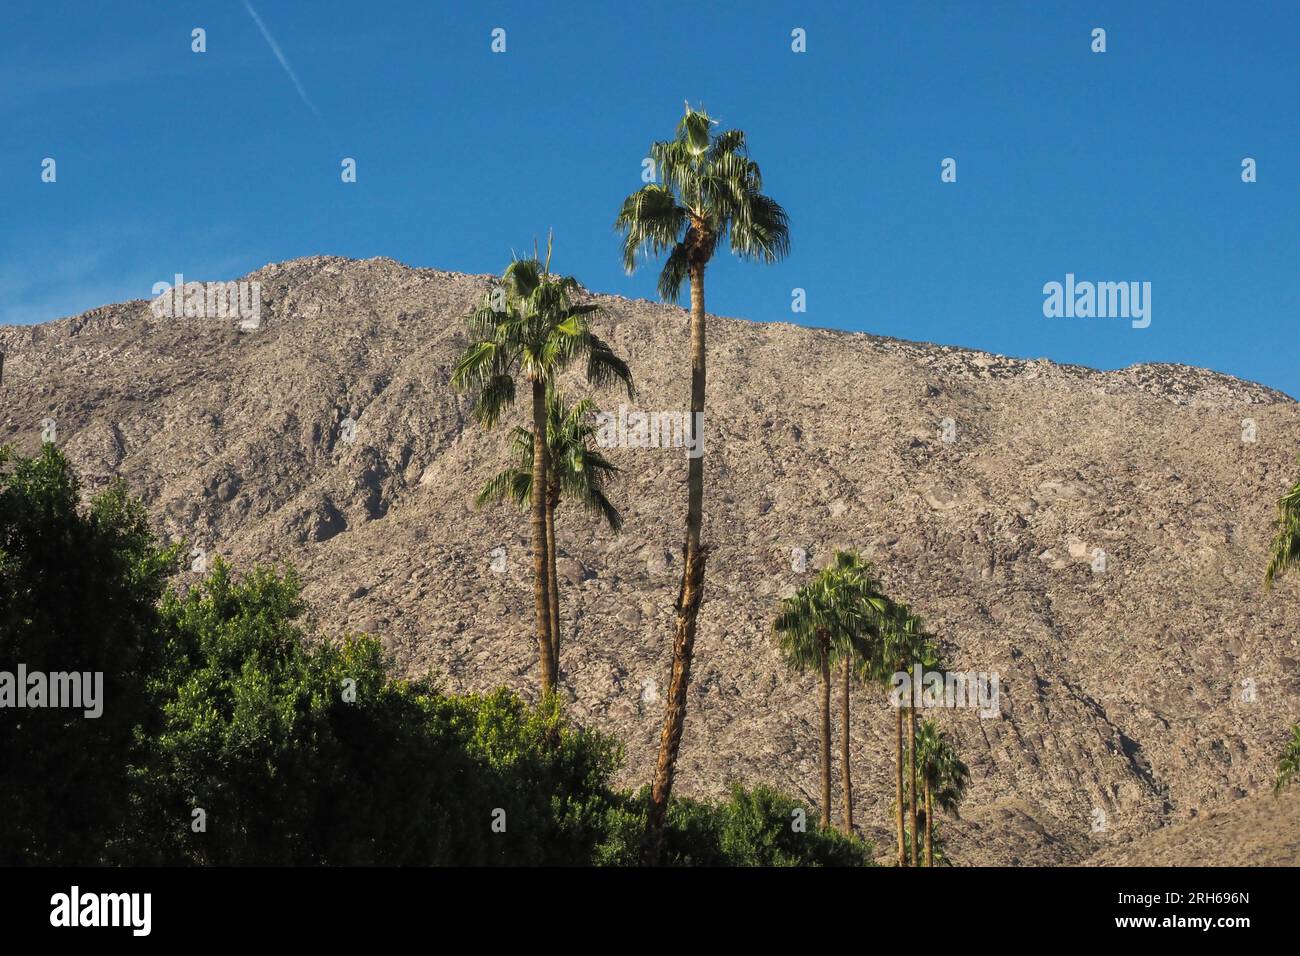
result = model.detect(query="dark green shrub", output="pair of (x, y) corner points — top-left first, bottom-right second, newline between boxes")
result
(594, 783), (874, 866)
(0, 445), (178, 864)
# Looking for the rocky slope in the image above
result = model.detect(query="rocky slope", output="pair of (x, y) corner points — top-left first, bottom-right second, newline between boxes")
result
(3, 255), (1298, 865)
(1083, 783), (1300, 867)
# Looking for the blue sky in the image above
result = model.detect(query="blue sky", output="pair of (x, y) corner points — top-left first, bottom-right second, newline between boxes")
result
(2, 1), (1297, 395)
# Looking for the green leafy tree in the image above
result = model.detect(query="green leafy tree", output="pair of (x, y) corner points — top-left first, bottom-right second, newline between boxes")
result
(138, 560), (628, 865)
(453, 237), (631, 695)
(617, 104), (789, 863)
(0, 445), (178, 864)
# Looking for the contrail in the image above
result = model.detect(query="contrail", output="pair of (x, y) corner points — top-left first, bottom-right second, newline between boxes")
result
(241, 0), (323, 121)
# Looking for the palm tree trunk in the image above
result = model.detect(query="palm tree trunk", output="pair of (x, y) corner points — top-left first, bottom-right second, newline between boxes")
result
(839, 657), (853, 836)
(545, 486), (561, 676)
(818, 633), (831, 829)
(908, 701), (919, 867)
(895, 705), (906, 866)
(530, 380), (556, 696)
(646, 262), (708, 864)
(924, 782), (934, 866)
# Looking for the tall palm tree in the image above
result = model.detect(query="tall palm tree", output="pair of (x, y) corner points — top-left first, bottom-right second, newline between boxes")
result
(874, 606), (906, 867)
(1261, 472), (1300, 804)
(453, 237), (631, 696)
(476, 391), (623, 673)
(827, 553), (889, 837)
(617, 104), (789, 863)
(773, 573), (838, 829)
(907, 636), (942, 866)
(1275, 724), (1300, 796)
(774, 551), (886, 834)
(916, 718), (970, 866)
(1265, 474), (1300, 588)
(876, 601), (929, 866)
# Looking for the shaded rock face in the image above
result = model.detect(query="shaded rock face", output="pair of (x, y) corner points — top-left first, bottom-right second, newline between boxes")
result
(1082, 783), (1300, 867)
(3, 255), (1299, 865)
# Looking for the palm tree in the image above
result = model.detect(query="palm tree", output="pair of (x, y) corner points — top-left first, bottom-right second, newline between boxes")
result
(453, 236), (631, 696)
(876, 601), (929, 866)
(827, 553), (889, 837)
(773, 573), (837, 829)
(1265, 474), (1300, 588)
(477, 391), (623, 674)
(875, 608), (907, 867)
(774, 551), (886, 835)
(916, 718), (970, 866)
(1261, 473), (1300, 802)
(907, 637), (942, 866)
(617, 104), (789, 863)
(1275, 724), (1300, 796)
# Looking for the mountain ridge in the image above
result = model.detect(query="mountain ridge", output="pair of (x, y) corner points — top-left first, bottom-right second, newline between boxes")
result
(7, 254), (1295, 406)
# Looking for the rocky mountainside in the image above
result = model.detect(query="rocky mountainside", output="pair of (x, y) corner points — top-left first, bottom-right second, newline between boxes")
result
(1083, 782), (1300, 867)
(3, 255), (1298, 865)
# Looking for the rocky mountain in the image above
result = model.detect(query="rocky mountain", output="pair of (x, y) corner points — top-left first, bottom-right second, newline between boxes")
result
(3, 255), (1298, 865)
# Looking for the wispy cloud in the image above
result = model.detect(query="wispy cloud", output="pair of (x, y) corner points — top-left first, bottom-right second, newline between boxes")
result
(241, 0), (325, 122)
(0, 225), (259, 327)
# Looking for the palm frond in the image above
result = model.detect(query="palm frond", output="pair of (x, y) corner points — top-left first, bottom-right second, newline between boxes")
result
(731, 192), (791, 263)
(678, 105), (714, 155)
(614, 184), (687, 274)
(707, 127), (747, 162)
(648, 139), (697, 206)
(584, 334), (634, 397)
(504, 257), (544, 298)
(1275, 723), (1300, 795)
(476, 467), (531, 510)
(468, 373), (516, 428)
(657, 244), (691, 302)
(1265, 475), (1300, 588)
(521, 390), (627, 533)
(583, 485), (623, 533)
